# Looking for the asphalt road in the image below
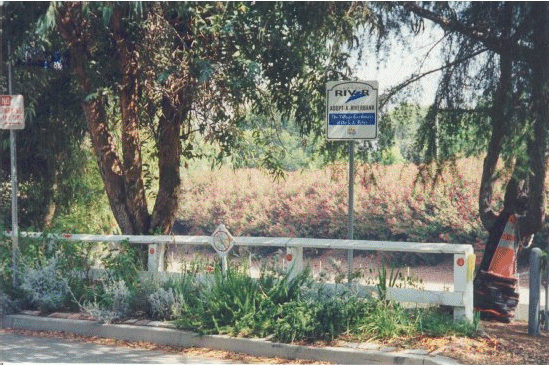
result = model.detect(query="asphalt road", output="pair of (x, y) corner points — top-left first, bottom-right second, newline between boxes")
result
(0, 331), (233, 364)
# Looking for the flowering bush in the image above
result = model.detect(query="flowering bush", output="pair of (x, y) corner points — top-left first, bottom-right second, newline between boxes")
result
(178, 158), (492, 246)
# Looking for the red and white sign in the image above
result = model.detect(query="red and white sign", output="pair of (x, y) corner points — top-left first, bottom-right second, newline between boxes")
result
(0, 95), (24, 130)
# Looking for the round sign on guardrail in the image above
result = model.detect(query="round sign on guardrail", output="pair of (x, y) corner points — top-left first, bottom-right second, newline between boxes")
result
(210, 224), (234, 254)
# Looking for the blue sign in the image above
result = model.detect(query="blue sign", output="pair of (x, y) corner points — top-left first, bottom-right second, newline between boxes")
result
(328, 113), (376, 126)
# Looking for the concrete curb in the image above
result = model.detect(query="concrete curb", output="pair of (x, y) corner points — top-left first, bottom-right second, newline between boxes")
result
(2, 314), (462, 365)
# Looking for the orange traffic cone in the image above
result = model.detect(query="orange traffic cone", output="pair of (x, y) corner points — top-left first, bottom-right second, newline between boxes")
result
(475, 214), (520, 322)
(487, 214), (518, 279)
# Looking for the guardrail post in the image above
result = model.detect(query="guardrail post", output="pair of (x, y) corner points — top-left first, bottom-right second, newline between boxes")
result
(0, 289), (4, 328)
(529, 247), (542, 335)
(453, 250), (475, 323)
(543, 256), (549, 333)
(286, 245), (303, 280)
(148, 244), (158, 272)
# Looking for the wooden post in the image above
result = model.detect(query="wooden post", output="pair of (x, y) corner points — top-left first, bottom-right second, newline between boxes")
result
(453, 249), (475, 323)
(286, 245), (303, 280)
(148, 244), (158, 272)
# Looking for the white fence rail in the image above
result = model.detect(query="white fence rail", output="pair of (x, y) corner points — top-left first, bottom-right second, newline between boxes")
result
(8, 232), (476, 323)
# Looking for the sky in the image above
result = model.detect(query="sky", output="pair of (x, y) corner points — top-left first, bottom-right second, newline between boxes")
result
(354, 24), (445, 108)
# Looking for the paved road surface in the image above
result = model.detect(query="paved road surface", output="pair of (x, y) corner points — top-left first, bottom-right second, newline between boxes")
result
(0, 331), (233, 363)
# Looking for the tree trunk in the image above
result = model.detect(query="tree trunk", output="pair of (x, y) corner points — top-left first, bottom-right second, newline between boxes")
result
(151, 97), (186, 235)
(57, 3), (152, 237)
(519, 2), (549, 237)
(82, 98), (137, 234)
(113, 7), (150, 235)
(478, 51), (511, 231)
(150, 85), (192, 270)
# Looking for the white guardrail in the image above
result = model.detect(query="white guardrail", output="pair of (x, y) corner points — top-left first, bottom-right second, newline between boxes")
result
(7, 232), (476, 323)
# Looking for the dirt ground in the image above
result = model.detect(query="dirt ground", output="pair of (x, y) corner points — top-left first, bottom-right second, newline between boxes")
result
(431, 320), (549, 365)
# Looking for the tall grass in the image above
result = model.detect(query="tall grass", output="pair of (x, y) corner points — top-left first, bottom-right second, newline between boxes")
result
(172, 263), (479, 343)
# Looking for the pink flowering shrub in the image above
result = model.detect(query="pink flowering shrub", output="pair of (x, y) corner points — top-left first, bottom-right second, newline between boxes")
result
(177, 158), (496, 253)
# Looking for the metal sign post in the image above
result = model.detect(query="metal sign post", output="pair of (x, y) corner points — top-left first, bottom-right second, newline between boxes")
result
(327, 80), (378, 283)
(1, 43), (24, 287)
(347, 140), (355, 281)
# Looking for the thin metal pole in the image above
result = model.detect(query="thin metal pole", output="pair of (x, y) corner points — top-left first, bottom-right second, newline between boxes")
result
(529, 247), (542, 336)
(8, 41), (19, 287)
(347, 140), (354, 282)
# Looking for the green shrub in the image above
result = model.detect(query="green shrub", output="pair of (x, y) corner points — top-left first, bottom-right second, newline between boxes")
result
(0, 234), (12, 293)
(20, 257), (68, 312)
(415, 307), (480, 338)
(101, 240), (142, 289)
(148, 287), (184, 320)
(192, 267), (265, 335)
(272, 300), (317, 342)
(81, 277), (133, 323)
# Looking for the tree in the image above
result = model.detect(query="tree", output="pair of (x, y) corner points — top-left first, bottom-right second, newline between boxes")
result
(0, 2), (92, 230)
(377, 2), (549, 321)
(29, 1), (374, 238)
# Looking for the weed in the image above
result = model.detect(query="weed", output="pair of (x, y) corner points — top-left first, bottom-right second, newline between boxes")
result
(177, 160), (488, 253)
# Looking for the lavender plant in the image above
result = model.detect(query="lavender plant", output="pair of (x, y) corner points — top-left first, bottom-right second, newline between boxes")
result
(148, 287), (184, 320)
(20, 257), (68, 312)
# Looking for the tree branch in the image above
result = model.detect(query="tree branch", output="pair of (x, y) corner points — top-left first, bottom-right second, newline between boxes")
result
(380, 47), (488, 109)
(478, 10), (513, 231)
(403, 2), (532, 60)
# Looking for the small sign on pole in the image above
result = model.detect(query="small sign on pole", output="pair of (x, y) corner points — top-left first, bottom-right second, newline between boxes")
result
(0, 95), (24, 130)
(326, 81), (378, 140)
(210, 224), (235, 274)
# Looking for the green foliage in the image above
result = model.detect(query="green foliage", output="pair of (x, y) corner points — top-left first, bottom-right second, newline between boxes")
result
(356, 300), (417, 341)
(0, 234), (11, 291)
(2, 232), (479, 343)
(230, 114), (321, 174)
(375, 260), (400, 301)
(3, 1), (380, 235)
(175, 264), (312, 337)
(276, 292), (376, 343)
(46, 150), (117, 234)
(20, 257), (68, 312)
(415, 105), (492, 165)
(416, 307), (480, 338)
(14, 235), (95, 276)
(172, 263), (477, 343)
(0, 2), (93, 231)
(101, 240), (143, 290)
(80, 277), (133, 323)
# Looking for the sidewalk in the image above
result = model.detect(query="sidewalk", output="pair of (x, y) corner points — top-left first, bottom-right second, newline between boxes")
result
(0, 330), (232, 364)
(1, 312), (463, 365)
